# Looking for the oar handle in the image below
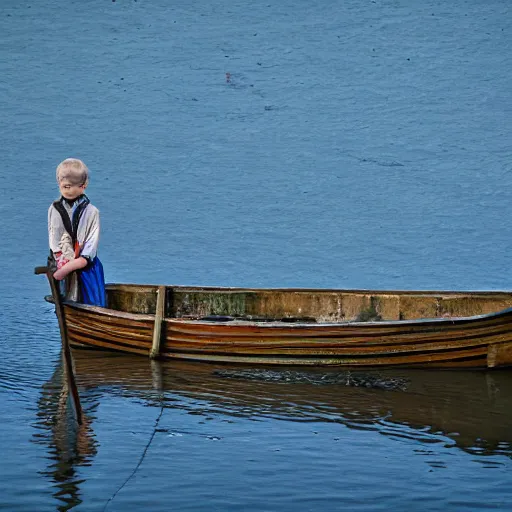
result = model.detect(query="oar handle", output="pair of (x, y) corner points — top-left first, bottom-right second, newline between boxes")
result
(34, 266), (49, 275)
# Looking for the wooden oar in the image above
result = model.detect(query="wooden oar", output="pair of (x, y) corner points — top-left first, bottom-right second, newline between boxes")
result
(35, 266), (83, 425)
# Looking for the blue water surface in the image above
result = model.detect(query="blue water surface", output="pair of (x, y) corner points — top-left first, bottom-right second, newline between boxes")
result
(1, 0), (512, 510)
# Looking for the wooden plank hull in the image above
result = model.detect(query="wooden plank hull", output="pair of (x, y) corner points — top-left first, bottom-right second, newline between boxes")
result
(63, 301), (512, 369)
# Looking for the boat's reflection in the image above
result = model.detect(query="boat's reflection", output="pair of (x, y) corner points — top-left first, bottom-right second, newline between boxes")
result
(74, 350), (512, 457)
(36, 349), (512, 510)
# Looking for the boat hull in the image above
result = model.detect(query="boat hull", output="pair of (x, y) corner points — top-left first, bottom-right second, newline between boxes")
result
(63, 302), (512, 369)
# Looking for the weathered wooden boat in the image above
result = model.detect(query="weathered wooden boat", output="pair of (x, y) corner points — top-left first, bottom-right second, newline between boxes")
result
(36, 267), (512, 368)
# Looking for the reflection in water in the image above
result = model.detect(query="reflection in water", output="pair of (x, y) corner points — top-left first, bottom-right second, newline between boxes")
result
(32, 354), (97, 512)
(73, 350), (512, 459)
(33, 349), (512, 509)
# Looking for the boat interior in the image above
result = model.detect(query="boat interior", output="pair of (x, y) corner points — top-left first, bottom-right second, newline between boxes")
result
(105, 284), (512, 323)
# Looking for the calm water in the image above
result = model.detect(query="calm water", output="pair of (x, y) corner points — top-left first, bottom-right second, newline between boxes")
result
(1, 0), (512, 510)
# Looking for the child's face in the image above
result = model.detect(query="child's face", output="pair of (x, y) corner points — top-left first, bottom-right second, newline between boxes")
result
(58, 178), (86, 201)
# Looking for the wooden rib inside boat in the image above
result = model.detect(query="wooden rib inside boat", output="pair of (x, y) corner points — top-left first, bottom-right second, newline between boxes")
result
(53, 282), (512, 369)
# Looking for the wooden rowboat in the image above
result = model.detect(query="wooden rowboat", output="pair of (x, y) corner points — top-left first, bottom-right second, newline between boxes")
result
(37, 268), (512, 369)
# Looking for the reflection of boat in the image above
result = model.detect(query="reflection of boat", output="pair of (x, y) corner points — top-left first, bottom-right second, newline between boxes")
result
(71, 350), (512, 458)
(40, 274), (512, 368)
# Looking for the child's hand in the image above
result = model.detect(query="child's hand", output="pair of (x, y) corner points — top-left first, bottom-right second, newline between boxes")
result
(54, 251), (70, 270)
(57, 256), (70, 270)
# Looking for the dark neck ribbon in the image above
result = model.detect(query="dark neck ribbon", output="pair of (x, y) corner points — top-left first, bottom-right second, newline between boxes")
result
(52, 195), (90, 247)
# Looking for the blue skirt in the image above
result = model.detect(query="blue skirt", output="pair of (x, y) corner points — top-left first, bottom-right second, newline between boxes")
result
(79, 257), (106, 307)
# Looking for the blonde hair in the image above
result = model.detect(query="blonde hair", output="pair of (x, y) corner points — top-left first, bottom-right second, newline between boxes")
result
(56, 158), (89, 186)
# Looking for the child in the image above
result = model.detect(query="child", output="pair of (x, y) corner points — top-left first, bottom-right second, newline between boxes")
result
(48, 158), (106, 307)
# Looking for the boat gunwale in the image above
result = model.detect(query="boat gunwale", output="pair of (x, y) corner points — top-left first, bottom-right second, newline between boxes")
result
(63, 302), (155, 321)
(106, 283), (512, 296)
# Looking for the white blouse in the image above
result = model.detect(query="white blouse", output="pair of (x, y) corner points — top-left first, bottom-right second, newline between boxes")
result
(48, 201), (101, 260)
